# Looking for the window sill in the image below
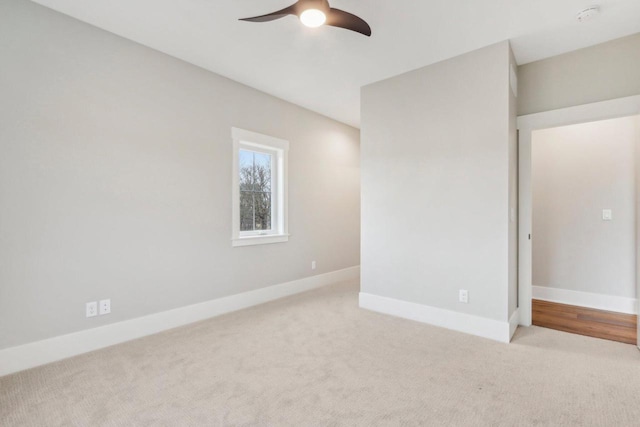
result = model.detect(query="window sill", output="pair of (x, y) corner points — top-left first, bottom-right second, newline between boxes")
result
(232, 234), (289, 247)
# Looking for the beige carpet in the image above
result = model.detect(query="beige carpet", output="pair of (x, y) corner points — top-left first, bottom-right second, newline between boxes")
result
(2, 280), (640, 426)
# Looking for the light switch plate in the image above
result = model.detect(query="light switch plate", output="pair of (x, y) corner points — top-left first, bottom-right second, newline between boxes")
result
(602, 209), (613, 221)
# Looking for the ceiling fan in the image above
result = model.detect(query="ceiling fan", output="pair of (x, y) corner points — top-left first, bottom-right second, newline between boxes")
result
(239, 0), (372, 37)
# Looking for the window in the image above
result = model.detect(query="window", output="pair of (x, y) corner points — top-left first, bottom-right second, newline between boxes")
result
(232, 128), (289, 247)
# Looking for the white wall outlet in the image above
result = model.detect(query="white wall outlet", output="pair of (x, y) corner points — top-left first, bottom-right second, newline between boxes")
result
(459, 290), (469, 304)
(99, 299), (111, 315)
(602, 209), (613, 221)
(311, 261), (317, 270)
(86, 301), (98, 318)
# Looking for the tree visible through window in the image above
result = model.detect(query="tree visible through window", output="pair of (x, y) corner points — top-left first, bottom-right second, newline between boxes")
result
(239, 149), (272, 232)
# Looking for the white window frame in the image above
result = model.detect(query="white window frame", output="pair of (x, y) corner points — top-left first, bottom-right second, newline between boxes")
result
(231, 127), (289, 247)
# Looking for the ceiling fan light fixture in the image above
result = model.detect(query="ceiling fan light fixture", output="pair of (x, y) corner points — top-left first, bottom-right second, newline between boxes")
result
(300, 9), (327, 28)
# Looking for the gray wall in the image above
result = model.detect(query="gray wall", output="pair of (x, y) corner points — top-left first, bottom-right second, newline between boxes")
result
(0, 0), (360, 350)
(532, 116), (639, 298)
(361, 41), (513, 323)
(518, 33), (640, 116)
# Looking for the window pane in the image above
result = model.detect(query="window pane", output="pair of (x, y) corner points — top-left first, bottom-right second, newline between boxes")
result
(240, 191), (254, 231)
(239, 149), (254, 191)
(254, 192), (271, 231)
(238, 148), (273, 233)
(253, 152), (272, 192)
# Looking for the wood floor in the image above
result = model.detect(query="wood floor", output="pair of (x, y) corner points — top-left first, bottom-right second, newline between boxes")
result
(532, 299), (638, 345)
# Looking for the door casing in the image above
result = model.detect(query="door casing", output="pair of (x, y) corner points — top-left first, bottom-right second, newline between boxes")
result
(517, 96), (640, 339)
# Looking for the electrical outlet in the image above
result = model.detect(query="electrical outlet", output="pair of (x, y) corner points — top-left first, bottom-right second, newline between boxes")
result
(311, 261), (316, 270)
(86, 301), (98, 318)
(459, 290), (469, 304)
(99, 299), (111, 315)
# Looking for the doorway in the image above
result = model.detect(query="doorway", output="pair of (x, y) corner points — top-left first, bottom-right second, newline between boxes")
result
(518, 96), (640, 348)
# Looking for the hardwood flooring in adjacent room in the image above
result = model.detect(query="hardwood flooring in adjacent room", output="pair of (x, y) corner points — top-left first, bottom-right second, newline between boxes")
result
(532, 299), (637, 345)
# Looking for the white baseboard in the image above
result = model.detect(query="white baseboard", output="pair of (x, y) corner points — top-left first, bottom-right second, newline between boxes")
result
(359, 293), (512, 343)
(532, 286), (637, 315)
(509, 308), (520, 340)
(0, 266), (360, 377)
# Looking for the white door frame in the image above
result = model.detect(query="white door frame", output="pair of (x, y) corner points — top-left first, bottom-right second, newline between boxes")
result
(517, 95), (640, 327)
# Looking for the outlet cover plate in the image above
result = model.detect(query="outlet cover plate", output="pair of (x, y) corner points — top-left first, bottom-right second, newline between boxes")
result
(86, 301), (98, 318)
(99, 299), (111, 315)
(459, 290), (469, 304)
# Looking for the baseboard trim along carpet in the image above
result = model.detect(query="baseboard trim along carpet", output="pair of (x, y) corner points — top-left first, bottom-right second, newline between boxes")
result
(359, 293), (513, 343)
(0, 266), (360, 377)
(532, 286), (637, 315)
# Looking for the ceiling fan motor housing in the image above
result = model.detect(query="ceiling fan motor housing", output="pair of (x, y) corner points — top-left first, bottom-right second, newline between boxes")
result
(300, 0), (330, 14)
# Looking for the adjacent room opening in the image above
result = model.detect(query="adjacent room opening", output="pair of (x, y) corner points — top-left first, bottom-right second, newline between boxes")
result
(530, 116), (639, 344)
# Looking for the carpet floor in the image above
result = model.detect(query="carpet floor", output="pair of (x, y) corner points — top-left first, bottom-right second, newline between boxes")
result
(1, 280), (640, 426)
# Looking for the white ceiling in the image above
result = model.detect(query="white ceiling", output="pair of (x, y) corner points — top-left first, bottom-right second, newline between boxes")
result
(32, 0), (640, 128)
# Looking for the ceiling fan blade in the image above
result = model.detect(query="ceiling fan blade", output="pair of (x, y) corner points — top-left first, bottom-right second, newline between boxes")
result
(239, 4), (298, 23)
(326, 8), (371, 36)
